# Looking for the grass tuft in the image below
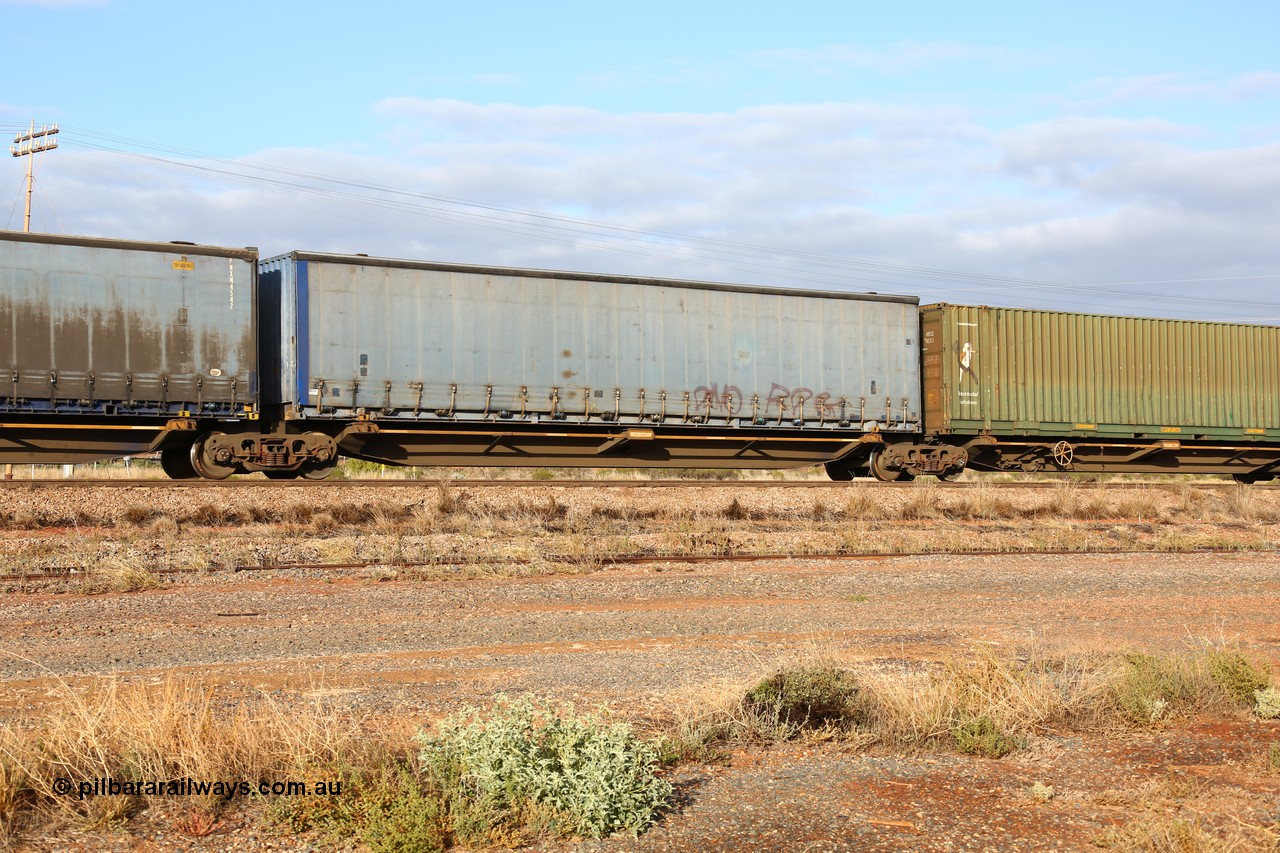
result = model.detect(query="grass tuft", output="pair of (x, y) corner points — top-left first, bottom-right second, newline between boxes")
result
(78, 556), (163, 594)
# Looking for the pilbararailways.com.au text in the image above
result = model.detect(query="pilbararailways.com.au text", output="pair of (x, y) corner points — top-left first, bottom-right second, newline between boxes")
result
(55, 777), (342, 800)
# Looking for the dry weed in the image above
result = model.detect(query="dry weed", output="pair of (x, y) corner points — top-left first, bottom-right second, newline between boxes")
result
(843, 486), (882, 521)
(946, 484), (1017, 520)
(77, 556), (162, 594)
(898, 480), (940, 520)
(0, 674), (376, 836)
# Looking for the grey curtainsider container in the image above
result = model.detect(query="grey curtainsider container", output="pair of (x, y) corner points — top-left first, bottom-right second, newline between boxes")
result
(1, 231), (259, 417)
(259, 252), (921, 432)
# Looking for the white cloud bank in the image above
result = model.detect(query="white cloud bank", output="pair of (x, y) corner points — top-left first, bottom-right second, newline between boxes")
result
(6, 95), (1279, 320)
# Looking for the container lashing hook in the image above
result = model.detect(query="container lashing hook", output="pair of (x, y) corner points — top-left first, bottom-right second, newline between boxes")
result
(410, 381), (423, 417)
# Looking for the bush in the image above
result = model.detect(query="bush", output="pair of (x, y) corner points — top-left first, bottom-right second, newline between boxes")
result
(1206, 651), (1271, 705)
(1255, 687), (1280, 720)
(1109, 653), (1197, 726)
(744, 665), (861, 729)
(952, 714), (1019, 758)
(416, 696), (670, 843)
(272, 765), (445, 853)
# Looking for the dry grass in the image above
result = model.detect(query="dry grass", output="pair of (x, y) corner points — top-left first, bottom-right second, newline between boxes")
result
(4, 482), (1280, 589)
(0, 673), (379, 842)
(0, 644), (1275, 849)
(1099, 817), (1279, 852)
(75, 556), (163, 594)
(655, 645), (1276, 763)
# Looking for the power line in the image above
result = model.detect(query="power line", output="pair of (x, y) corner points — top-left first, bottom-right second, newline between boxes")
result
(22, 125), (1280, 317)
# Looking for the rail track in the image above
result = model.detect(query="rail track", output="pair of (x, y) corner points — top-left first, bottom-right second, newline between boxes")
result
(0, 477), (1264, 490)
(2, 544), (1275, 584)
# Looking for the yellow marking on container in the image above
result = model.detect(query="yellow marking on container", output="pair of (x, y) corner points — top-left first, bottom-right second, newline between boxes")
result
(1246, 428), (1265, 435)
(172, 258), (195, 271)
(1160, 426), (1182, 433)
(1073, 423), (1096, 430)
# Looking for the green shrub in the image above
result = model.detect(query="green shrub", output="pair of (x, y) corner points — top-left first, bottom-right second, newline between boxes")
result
(271, 764), (445, 853)
(1206, 650), (1271, 705)
(951, 714), (1018, 758)
(1109, 653), (1197, 726)
(744, 665), (861, 729)
(416, 695), (670, 843)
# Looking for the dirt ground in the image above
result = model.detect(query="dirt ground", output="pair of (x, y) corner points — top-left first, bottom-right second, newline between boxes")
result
(1, 482), (1279, 851)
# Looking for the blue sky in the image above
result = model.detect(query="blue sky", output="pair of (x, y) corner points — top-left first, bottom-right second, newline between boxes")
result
(3, 0), (1278, 319)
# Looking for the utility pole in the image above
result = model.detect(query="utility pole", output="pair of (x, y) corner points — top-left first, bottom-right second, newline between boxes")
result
(11, 121), (59, 232)
(8, 122), (59, 479)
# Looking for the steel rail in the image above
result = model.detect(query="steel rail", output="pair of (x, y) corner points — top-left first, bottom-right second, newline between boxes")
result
(3, 545), (1275, 583)
(0, 477), (1260, 490)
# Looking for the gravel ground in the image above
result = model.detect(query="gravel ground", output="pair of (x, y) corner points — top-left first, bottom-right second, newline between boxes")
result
(2, 483), (1279, 851)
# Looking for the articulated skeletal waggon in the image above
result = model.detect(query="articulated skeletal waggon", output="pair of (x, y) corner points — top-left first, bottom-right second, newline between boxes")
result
(3, 229), (1278, 482)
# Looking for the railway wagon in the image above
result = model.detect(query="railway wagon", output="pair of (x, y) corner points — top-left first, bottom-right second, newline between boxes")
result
(259, 251), (922, 474)
(868, 303), (1280, 482)
(0, 230), (260, 472)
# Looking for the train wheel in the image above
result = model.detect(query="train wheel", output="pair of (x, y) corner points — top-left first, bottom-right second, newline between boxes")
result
(160, 445), (199, 480)
(824, 460), (857, 481)
(300, 459), (338, 480)
(189, 433), (236, 480)
(868, 447), (913, 482)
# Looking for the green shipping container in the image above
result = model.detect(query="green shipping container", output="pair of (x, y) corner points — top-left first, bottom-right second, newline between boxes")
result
(921, 304), (1280, 442)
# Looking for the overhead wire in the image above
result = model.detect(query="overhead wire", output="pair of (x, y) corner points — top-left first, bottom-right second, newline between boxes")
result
(21, 125), (1280, 317)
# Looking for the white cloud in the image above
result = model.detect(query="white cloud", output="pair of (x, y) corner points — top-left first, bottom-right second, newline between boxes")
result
(1075, 71), (1280, 106)
(8, 98), (1278, 320)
